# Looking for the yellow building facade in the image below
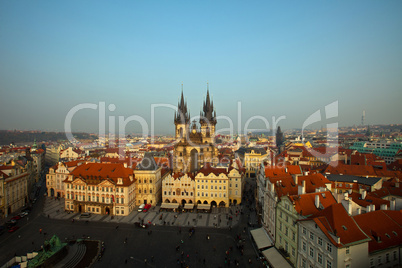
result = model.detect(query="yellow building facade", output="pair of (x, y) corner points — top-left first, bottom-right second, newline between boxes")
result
(194, 165), (244, 207)
(162, 173), (195, 204)
(134, 153), (163, 206)
(64, 163), (136, 216)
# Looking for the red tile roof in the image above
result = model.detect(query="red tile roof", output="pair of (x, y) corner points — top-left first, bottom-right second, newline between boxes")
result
(171, 172), (195, 180)
(312, 203), (371, 247)
(353, 210), (402, 253)
(264, 165), (302, 177)
(289, 191), (337, 217)
(198, 163), (228, 176)
(388, 159), (402, 171)
(348, 192), (390, 210)
(325, 163), (377, 177)
(70, 163), (134, 179)
(273, 173), (329, 198)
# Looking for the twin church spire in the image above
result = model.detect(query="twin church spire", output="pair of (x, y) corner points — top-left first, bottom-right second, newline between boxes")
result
(174, 83), (216, 125)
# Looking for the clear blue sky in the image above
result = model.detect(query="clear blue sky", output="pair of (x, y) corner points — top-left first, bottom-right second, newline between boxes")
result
(0, 0), (401, 135)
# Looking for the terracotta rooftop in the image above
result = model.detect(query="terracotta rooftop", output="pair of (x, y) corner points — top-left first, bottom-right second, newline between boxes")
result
(288, 191), (337, 217)
(353, 210), (402, 254)
(348, 192), (390, 210)
(70, 162), (134, 179)
(264, 165), (302, 177)
(312, 203), (371, 247)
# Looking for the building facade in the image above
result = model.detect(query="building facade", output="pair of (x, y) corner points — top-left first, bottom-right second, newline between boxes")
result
(134, 153), (163, 206)
(173, 88), (218, 173)
(235, 147), (268, 177)
(64, 163), (136, 216)
(297, 203), (371, 268)
(162, 172), (195, 204)
(0, 166), (30, 218)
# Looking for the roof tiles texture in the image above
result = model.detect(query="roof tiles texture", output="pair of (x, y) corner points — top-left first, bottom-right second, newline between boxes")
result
(353, 210), (402, 253)
(312, 203), (370, 247)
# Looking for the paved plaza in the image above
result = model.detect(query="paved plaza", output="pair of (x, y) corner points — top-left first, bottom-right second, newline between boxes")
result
(1, 178), (265, 267)
(43, 198), (243, 229)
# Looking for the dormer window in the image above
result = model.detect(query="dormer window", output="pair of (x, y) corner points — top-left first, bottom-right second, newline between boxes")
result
(118, 178), (123, 185)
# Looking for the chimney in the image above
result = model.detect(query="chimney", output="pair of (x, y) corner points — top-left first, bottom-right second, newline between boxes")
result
(396, 182), (400, 188)
(362, 190), (367, 199)
(298, 180), (306, 195)
(344, 192), (349, 201)
(292, 174), (299, 185)
(371, 204), (375, 212)
(367, 205), (371, 213)
(347, 200), (352, 215)
(391, 199), (396, 210)
(380, 204), (387, 210)
(357, 208), (361, 215)
(315, 195), (320, 209)
(285, 167), (288, 173)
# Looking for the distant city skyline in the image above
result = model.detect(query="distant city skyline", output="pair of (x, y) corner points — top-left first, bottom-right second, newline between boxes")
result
(1, 1), (401, 135)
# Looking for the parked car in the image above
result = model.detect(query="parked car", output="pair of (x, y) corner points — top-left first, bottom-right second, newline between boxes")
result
(22, 208), (31, 214)
(138, 204), (145, 212)
(19, 212), (28, 217)
(11, 216), (21, 221)
(8, 226), (19, 233)
(143, 204), (152, 212)
(80, 213), (91, 218)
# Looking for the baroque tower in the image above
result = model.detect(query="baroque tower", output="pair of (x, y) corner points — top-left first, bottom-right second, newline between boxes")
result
(173, 85), (218, 173)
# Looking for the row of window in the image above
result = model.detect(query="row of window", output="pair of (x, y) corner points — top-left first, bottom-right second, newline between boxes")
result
(164, 191), (193, 196)
(197, 185), (226, 190)
(65, 204), (126, 215)
(197, 192), (226, 198)
(66, 193), (125, 204)
(165, 183), (192, 186)
(197, 180), (226, 183)
(67, 184), (125, 193)
(301, 258), (331, 268)
(302, 227), (332, 252)
(138, 189), (152, 194)
(279, 222), (297, 241)
(138, 179), (152, 183)
(370, 251), (398, 267)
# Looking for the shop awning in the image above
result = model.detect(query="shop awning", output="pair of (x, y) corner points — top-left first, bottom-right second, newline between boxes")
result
(262, 247), (292, 268)
(184, 203), (194, 209)
(250, 228), (273, 249)
(160, 203), (180, 209)
(197, 204), (211, 210)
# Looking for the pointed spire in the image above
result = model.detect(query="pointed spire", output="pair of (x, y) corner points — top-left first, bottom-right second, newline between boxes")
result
(206, 87), (210, 106)
(175, 83), (190, 124)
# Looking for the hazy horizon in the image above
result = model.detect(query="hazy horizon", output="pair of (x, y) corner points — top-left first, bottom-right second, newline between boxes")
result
(1, 1), (401, 136)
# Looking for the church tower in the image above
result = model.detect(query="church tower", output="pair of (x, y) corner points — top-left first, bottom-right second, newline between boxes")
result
(173, 85), (218, 173)
(200, 84), (216, 144)
(174, 86), (190, 141)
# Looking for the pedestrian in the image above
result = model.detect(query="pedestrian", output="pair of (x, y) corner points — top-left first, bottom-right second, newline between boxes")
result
(125, 259), (127, 264)
(151, 256), (154, 262)
(39, 228), (42, 234)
